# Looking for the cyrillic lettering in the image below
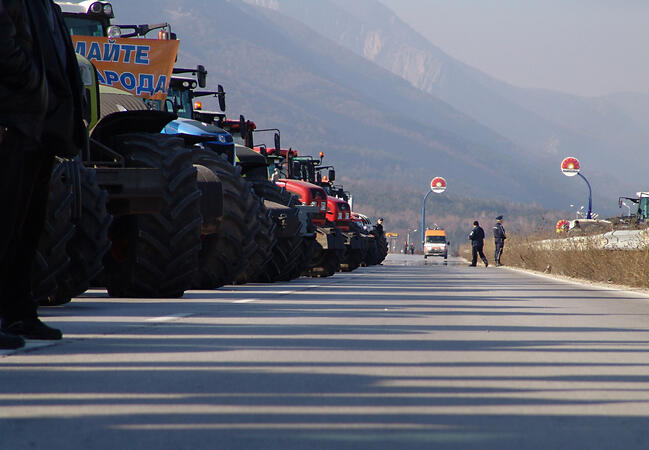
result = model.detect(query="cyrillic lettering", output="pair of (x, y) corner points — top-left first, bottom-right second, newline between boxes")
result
(104, 70), (119, 86)
(154, 75), (168, 95)
(134, 46), (150, 65)
(87, 42), (102, 61)
(120, 44), (136, 63)
(120, 72), (136, 90)
(136, 74), (155, 96)
(102, 43), (120, 62)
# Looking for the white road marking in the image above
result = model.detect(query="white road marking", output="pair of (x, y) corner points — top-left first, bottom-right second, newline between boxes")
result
(233, 299), (257, 303)
(146, 313), (193, 322)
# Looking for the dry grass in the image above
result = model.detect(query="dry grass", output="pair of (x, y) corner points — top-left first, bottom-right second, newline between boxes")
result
(461, 235), (649, 288)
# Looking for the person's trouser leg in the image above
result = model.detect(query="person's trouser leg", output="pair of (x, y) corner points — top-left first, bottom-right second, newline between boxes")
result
(471, 246), (478, 265)
(478, 245), (488, 266)
(0, 133), (53, 324)
(495, 240), (504, 264)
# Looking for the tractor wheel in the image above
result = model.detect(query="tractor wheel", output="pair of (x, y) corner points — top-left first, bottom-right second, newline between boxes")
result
(306, 250), (341, 277)
(104, 134), (201, 298)
(53, 163), (112, 305)
(339, 248), (362, 272)
(360, 236), (378, 267)
(249, 181), (304, 282)
(192, 151), (258, 288)
(235, 199), (276, 284)
(374, 232), (388, 264)
(33, 162), (75, 306)
(283, 236), (316, 280)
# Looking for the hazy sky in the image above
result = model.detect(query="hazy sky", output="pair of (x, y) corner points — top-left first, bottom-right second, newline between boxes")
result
(380, 0), (649, 97)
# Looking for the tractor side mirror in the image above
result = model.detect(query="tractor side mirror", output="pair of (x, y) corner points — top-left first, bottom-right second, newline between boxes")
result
(328, 168), (336, 182)
(239, 114), (247, 138)
(217, 84), (226, 112)
(292, 161), (301, 178)
(274, 133), (281, 154)
(197, 65), (207, 88)
(164, 98), (174, 113)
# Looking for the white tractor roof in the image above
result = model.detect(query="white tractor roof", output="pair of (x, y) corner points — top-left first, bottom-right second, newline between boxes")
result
(57, 1), (94, 14)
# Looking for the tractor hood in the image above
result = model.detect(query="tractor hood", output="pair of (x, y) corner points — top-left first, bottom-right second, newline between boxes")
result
(162, 117), (233, 143)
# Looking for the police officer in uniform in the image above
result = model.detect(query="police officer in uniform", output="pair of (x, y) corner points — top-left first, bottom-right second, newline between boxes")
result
(493, 215), (506, 266)
(468, 220), (488, 267)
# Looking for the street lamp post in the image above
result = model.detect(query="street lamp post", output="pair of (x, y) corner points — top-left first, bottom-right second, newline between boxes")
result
(561, 157), (592, 219)
(406, 228), (417, 253)
(421, 177), (447, 250)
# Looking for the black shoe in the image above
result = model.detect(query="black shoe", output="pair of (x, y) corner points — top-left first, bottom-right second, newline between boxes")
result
(468, 264), (476, 267)
(2, 318), (62, 340)
(484, 261), (489, 267)
(0, 330), (25, 349)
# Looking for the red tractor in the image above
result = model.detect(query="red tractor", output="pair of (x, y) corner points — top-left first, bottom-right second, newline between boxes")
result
(281, 150), (386, 268)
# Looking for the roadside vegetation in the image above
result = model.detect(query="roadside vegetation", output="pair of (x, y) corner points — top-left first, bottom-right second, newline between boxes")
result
(461, 232), (649, 289)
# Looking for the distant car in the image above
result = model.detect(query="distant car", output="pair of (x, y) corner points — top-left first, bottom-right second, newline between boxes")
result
(424, 228), (448, 259)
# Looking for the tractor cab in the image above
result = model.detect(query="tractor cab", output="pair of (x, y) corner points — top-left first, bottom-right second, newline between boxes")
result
(58, 1), (114, 37)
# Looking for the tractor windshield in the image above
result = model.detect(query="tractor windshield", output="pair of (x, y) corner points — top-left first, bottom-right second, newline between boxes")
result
(63, 16), (106, 37)
(425, 235), (446, 244)
(167, 85), (192, 119)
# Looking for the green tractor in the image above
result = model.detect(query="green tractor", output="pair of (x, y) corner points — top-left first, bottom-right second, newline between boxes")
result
(36, 1), (207, 302)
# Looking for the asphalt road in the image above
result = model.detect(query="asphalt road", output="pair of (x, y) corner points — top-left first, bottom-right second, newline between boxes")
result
(3, 254), (649, 449)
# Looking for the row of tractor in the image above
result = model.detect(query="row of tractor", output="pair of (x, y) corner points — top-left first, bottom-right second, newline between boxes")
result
(33, 1), (387, 306)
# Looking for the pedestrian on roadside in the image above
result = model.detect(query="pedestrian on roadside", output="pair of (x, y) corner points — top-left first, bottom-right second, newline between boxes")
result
(0, 0), (85, 349)
(409, 242), (415, 255)
(375, 217), (384, 235)
(493, 215), (506, 266)
(468, 220), (488, 267)
(403, 242), (408, 254)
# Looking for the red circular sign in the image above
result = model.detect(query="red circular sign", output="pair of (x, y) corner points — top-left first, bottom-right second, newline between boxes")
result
(561, 157), (580, 177)
(430, 177), (447, 193)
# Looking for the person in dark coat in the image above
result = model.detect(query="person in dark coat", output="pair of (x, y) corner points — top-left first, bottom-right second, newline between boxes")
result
(0, 0), (85, 348)
(493, 215), (506, 266)
(468, 220), (488, 267)
(375, 217), (384, 235)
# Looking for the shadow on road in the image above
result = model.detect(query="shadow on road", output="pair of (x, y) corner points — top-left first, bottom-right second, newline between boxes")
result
(3, 259), (649, 449)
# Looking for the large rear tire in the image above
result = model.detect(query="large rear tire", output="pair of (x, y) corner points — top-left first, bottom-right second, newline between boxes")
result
(53, 163), (112, 305)
(250, 181), (305, 282)
(104, 134), (201, 298)
(192, 151), (258, 288)
(33, 162), (75, 306)
(235, 199), (276, 284)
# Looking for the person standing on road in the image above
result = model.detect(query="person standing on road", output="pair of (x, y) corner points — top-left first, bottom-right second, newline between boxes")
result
(493, 215), (506, 266)
(409, 242), (415, 255)
(0, 0), (85, 349)
(375, 217), (384, 235)
(468, 220), (488, 267)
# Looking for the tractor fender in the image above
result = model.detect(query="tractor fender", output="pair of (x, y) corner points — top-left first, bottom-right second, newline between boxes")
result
(315, 226), (346, 251)
(91, 110), (178, 145)
(342, 231), (362, 250)
(264, 200), (301, 238)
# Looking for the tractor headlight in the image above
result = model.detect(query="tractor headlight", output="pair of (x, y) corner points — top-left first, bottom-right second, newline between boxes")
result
(103, 3), (113, 16)
(337, 212), (342, 220)
(107, 25), (121, 39)
(89, 2), (103, 13)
